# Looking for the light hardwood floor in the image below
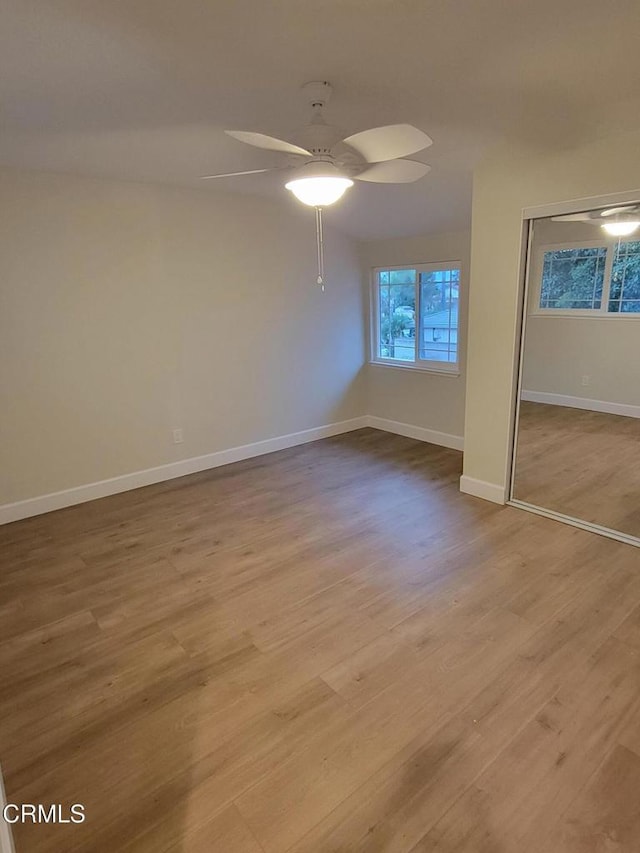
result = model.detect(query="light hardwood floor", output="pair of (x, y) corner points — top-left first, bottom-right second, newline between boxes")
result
(1, 427), (640, 852)
(513, 401), (640, 539)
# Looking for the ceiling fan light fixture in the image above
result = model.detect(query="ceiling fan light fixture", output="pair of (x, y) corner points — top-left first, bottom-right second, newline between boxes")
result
(285, 175), (353, 206)
(285, 161), (353, 207)
(601, 220), (640, 237)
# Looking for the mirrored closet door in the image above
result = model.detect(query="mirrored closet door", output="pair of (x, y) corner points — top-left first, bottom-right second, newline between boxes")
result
(511, 202), (640, 544)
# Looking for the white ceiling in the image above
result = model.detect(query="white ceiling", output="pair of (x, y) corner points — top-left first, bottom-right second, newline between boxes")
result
(2, 0), (640, 240)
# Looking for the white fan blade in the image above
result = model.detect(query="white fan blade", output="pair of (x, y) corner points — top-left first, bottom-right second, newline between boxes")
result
(550, 213), (595, 222)
(601, 206), (638, 217)
(200, 168), (274, 180)
(355, 159), (431, 183)
(225, 130), (311, 157)
(342, 124), (432, 163)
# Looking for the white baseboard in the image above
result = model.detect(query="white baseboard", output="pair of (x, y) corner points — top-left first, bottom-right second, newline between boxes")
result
(365, 416), (464, 451)
(522, 390), (640, 419)
(459, 475), (506, 505)
(0, 417), (368, 525)
(0, 414), (467, 525)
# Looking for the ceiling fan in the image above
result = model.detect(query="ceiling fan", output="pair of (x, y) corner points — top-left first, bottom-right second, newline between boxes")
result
(551, 204), (640, 237)
(202, 81), (432, 204)
(201, 82), (432, 288)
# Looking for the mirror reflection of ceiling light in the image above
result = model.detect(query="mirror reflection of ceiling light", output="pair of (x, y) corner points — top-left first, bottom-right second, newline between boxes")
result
(601, 220), (640, 237)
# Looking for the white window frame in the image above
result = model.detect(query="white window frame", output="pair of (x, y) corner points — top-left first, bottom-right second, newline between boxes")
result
(370, 261), (461, 374)
(531, 237), (640, 319)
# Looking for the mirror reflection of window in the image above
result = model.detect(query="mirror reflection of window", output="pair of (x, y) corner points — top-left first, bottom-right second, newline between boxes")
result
(539, 247), (606, 310)
(610, 240), (640, 313)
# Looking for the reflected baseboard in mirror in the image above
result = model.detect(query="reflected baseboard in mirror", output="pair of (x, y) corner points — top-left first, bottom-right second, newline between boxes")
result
(513, 401), (640, 539)
(510, 201), (640, 547)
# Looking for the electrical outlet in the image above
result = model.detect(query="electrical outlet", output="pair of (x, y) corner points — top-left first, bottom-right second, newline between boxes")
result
(172, 428), (183, 444)
(581, 375), (590, 386)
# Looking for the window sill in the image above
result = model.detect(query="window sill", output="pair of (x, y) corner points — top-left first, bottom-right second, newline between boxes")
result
(530, 312), (640, 320)
(369, 359), (460, 377)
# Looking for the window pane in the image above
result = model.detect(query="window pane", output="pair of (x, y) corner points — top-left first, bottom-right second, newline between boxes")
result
(539, 247), (606, 310)
(389, 269), (416, 284)
(377, 276), (416, 361)
(618, 300), (640, 313)
(418, 268), (460, 364)
(609, 240), (640, 313)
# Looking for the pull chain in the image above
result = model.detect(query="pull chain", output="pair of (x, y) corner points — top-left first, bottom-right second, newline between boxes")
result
(315, 206), (325, 291)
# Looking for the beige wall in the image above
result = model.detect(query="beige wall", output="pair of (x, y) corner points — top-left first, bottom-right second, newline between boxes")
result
(360, 230), (470, 440)
(463, 129), (640, 497)
(0, 168), (365, 506)
(522, 317), (640, 407)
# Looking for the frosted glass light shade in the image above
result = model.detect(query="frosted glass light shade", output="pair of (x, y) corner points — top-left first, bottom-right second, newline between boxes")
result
(602, 220), (640, 237)
(285, 176), (353, 207)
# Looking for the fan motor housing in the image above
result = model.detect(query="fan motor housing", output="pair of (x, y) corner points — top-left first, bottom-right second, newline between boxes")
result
(298, 122), (343, 156)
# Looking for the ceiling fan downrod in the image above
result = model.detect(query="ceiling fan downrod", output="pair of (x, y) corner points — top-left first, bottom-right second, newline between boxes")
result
(315, 207), (325, 291)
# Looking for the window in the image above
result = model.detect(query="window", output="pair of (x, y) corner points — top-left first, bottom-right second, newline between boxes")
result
(373, 263), (461, 371)
(540, 247), (606, 310)
(535, 239), (640, 316)
(610, 240), (640, 313)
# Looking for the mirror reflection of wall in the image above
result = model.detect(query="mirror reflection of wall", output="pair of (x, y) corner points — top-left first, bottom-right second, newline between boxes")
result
(512, 205), (640, 542)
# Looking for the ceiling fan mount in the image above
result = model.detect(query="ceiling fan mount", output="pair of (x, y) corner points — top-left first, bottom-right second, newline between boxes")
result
(301, 80), (333, 110)
(295, 82), (342, 155)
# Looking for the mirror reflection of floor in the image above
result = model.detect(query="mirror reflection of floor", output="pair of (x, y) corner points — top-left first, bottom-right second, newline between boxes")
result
(513, 401), (640, 539)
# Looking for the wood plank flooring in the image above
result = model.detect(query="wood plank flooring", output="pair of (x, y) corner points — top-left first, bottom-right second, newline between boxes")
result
(513, 401), (640, 538)
(1, 427), (639, 852)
